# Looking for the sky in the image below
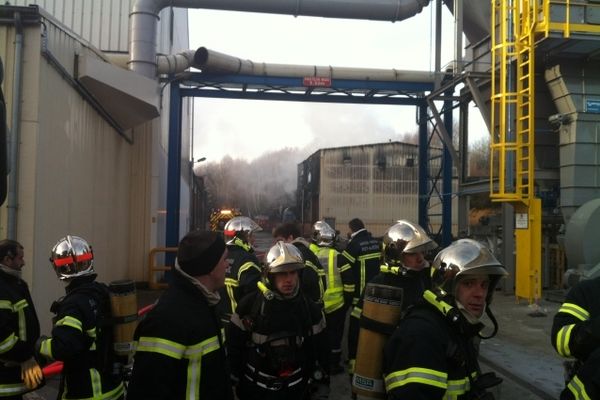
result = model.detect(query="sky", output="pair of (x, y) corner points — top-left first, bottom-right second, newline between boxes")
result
(187, 6), (468, 164)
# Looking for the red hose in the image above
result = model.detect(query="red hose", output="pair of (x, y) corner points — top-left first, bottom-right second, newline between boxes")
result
(42, 303), (156, 378)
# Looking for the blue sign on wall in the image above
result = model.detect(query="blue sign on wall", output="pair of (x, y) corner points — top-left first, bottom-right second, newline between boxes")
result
(586, 98), (600, 113)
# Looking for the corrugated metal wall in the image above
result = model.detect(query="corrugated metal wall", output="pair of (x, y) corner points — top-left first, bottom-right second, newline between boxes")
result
(0, 2), (190, 330)
(319, 142), (420, 236)
(9, 0), (176, 53)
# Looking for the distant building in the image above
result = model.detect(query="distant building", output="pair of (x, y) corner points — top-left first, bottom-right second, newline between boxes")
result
(297, 141), (456, 237)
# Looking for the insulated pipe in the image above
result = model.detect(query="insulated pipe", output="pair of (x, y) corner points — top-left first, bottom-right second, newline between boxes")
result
(106, 50), (196, 74)
(7, 12), (24, 240)
(130, 0), (431, 78)
(194, 47), (436, 83)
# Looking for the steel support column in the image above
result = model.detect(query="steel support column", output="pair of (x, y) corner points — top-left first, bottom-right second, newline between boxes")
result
(418, 103), (429, 229)
(442, 88), (453, 246)
(166, 81), (182, 254)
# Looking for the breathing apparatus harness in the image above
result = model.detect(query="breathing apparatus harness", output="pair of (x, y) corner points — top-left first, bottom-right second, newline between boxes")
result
(422, 290), (502, 399)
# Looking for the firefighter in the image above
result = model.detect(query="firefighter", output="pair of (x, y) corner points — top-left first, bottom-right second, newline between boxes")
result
(309, 220), (355, 374)
(0, 240), (43, 399)
(342, 218), (381, 375)
(217, 216), (263, 324)
(272, 222), (325, 306)
(351, 220), (437, 396)
(37, 235), (124, 400)
(128, 230), (233, 400)
(383, 239), (507, 399)
(551, 275), (600, 399)
(228, 241), (329, 400)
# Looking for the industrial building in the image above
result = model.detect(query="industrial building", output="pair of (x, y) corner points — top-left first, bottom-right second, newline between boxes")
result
(297, 141), (457, 237)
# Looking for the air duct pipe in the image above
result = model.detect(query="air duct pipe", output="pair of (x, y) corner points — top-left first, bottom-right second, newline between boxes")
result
(107, 50), (197, 74)
(130, 0), (431, 78)
(194, 47), (435, 83)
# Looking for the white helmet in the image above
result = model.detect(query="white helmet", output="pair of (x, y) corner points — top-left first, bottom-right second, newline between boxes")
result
(264, 241), (305, 274)
(50, 235), (95, 280)
(312, 221), (336, 246)
(382, 220), (437, 267)
(223, 216), (262, 242)
(431, 239), (508, 304)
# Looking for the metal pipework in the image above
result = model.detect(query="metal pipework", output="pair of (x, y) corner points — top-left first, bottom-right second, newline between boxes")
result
(193, 47), (436, 83)
(107, 50), (197, 74)
(130, 0), (431, 78)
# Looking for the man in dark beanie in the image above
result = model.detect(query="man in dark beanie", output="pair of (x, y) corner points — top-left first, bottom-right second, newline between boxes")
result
(128, 231), (234, 400)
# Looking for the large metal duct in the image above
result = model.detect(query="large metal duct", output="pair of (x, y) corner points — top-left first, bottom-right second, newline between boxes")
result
(194, 47), (435, 82)
(130, 0), (431, 78)
(444, 0), (490, 44)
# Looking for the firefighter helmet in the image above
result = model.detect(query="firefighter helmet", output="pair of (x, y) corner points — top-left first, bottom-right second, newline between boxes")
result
(430, 238), (508, 303)
(312, 220), (336, 246)
(50, 235), (95, 280)
(223, 216), (262, 241)
(382, 220), (437, 267)
(264, 241), (305, 274)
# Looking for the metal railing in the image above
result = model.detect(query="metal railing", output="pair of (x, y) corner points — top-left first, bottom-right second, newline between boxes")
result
(148, 247), (178, 290)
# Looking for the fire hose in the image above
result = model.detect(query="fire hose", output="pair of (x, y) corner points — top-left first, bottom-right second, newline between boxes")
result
(41, 302), (156, 378)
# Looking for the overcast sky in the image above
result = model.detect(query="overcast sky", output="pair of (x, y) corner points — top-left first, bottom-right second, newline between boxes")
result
(187, 6), (461, 163)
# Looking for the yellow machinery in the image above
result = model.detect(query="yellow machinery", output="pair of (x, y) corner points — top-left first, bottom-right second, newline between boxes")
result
(209, 208), (241, 232)
(490, 0), (600, 302)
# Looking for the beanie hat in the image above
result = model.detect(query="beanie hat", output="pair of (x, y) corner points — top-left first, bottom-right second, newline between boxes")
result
(177, 231), (226, 276)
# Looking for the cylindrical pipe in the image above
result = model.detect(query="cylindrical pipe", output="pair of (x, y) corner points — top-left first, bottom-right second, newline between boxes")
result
(194, 47), (436, 83)
(106, 50), (196, 74)
(7, 12), (24, 240)
(130, 0), (431, 78)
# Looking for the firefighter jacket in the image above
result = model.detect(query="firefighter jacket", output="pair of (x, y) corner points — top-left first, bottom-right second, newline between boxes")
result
(551, 276), (600, 399)
(228, 287), (329, 400)
(291, 238), (325, 306)
(38, 275), (124, 400)
(348, 265), (431, 374)
(342, 229), (381, 306)
(128, 269), (233, 400)
(217, 238), (262, 322)
(382, 290), (486, 399)
(309, 243), (355, 314)
(0, 267), (41, 398)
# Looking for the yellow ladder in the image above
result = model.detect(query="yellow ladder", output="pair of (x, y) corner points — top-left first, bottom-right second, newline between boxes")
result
(490, 0), (541, 303)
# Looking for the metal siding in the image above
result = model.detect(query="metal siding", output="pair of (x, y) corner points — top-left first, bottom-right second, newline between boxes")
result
(318, 143), (421, 237)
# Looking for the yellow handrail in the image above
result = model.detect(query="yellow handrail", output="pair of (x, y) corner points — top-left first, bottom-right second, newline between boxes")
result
(148, 247), (178, 290)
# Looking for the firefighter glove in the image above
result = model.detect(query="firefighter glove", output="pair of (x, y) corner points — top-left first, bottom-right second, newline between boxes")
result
(20, 357), (43, 389)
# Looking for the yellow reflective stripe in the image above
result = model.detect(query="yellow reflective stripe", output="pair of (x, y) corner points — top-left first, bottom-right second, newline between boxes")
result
(238, 262), (260, 279)
(0, 300), (13, 310)
(385, 367), (447, 391)
(12, 299), (27, 311)
(135, 337), (186, 360)
(339, 264), (352, 273)
(559, 303), (590, 321)
(40, 338), (54, 359)
(556, 324), (575, 357)
(351, 306), (362, 319)
(62, 381), (125, 400)
(184, 336), (220, 360)
(342, 250), (355, 263)
(174, 337), (223, 400)
(568, 375), (591, 400)
(90, 368), (102, 398)
(357, 253), (381, 295)
(0, 299), (28, 341)
(87, 327), (97, 350)
(225, 278), (238, 313)
(446, 377), (470, 395)
(0, 382), (27, 395)
(56, 316), (83, 332)
(0, 332), (18, 354)
(348, 359), (355, 374)
(344, 284), (355, 293)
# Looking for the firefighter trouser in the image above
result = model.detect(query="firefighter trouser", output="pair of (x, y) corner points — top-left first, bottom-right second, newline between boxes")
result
(325, 304), (348, 368)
